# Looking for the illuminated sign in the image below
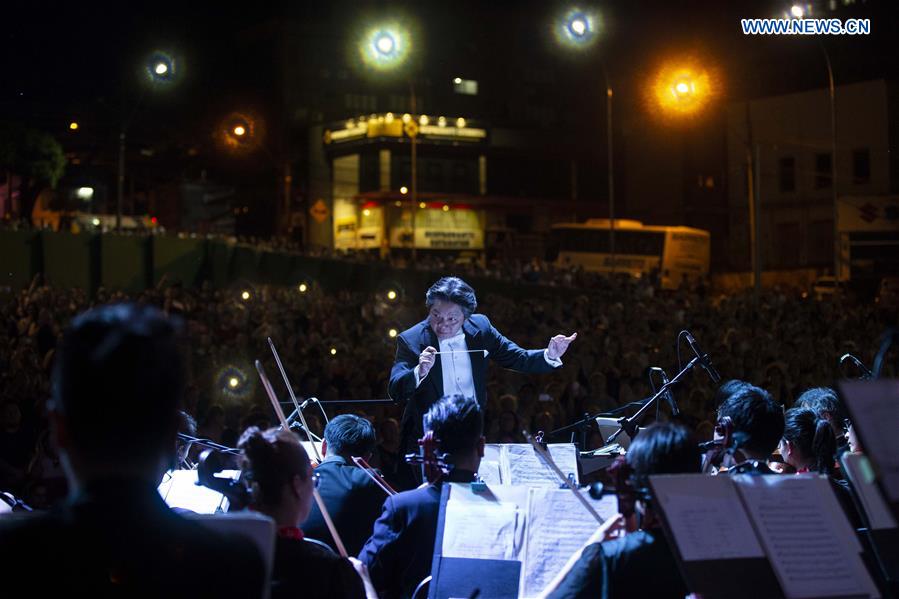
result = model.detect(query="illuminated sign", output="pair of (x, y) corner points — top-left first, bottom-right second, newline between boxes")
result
(324, 113), (486, 145)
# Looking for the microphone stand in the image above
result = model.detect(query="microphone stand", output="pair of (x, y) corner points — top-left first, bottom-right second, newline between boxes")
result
(605, 356), (700, 444)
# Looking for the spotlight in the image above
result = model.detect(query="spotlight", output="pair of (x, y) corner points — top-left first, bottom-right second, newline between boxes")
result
(400, 186), (408, 195)
(387, 290), (397, 300)
(228, 377), (239, 388)
(241, 290), (251, 301)
(389, 328), (398, 338)
(330, 347), (337, 356)
(298, 283), (308, 293)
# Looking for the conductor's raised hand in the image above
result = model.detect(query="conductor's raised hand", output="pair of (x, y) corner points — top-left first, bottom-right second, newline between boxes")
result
(547, 332), (577, 360)
(418, 346), (437, 378)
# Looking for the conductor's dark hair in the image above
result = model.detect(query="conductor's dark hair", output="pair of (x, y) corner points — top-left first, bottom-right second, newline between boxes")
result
(239, 427), (310, 507)
(718, 382), (784, 457)
(795, 387), (846, 428)
(626, 422), (701, 489)
(783, 407), (837, 475)
(424, 394), (483, 455)
(324, 414), (377, 457)
(52, 303), (185, 464)
(425, 277), (477, 318)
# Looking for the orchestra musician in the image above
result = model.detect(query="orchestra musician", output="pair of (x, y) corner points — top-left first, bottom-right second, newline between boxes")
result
(358, 394), (484, 599)
(0, 303), (265, 597)
(539, 422), (700, 599)
(389, 277), (576, 485)
(703, 380), (784, 475)
(302, 414), (387, 556)
(779, 406), (862, 528)
(238, 426), (370, 599)
(793, 387), (850, 456)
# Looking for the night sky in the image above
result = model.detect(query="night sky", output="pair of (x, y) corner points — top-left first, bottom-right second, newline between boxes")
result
(2, 0), (896, 195)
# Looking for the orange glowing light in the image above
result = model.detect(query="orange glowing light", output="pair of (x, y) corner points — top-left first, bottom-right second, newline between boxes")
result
(649, 59), (717, 118)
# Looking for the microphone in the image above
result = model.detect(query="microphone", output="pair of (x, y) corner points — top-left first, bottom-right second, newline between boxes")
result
(684, 331), (721, 384)
(839, 353), (873, 380)
(650, 367), (680, 416)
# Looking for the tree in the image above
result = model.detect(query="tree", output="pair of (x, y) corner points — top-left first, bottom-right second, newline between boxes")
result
(0, 122), (66, 221)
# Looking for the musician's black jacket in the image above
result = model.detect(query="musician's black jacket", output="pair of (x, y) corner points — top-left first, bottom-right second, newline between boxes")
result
(271, 535), (365, 599)
(302, 454), (387, 556)
(547, 528), (688, 599)
(389, 314), (558, 454)
(0, 477), (265, 598)
(358, 468), (478, 599)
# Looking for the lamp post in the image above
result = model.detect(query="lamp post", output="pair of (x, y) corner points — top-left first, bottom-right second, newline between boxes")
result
(117, 52), (177, 231)
(786, 4), (840, 284)
(556, 8), (617, 273)
(359, 22), (415, 257)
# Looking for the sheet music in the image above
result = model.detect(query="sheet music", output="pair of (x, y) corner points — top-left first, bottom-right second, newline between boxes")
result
(441, 499), (524, 561)
(734, 474), (879, 599)
(158, 470), (238, 513)
(840, 380), (899, 502)
(649, 474), (765, 561)
(441, 483), (530, 562)
(521, 488), (617, 598)
(478, 460), (503, 485)
(841, 452), (898, 530)
(503, 443), (579, 487)
(479, 444), (504, 484)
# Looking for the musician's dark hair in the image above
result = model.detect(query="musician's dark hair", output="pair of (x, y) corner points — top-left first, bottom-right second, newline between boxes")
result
(717, 382), (784, 457)
(626, 422), (701, 489)
(51, 303), (185, 464)
(795, 387), (846, 429)
(425, 277), (477, 318)
(424, 394), (483, 455)
(783, 407), (837, 475)
(238, 426), (310, 507)
(324, 414), (377, 457)
(714, 379), (752, 408)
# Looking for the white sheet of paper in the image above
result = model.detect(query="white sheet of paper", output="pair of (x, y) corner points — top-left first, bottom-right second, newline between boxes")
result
(734, 474), (880, 599)
(520, 488), (616, 598)
(479, 444), (504, 484)
(441, 498), (524, 561)
(478, 460), (503, 485)
(158, 469), (237, 513)
(840, 380), (899, 502)
(841, 452), (898, 530)
(503, 443), (579, 487)
(649, 474), (765, 561)
(441, 483), (530, 562)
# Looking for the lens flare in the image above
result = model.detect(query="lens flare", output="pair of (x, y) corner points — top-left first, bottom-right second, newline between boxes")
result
(648, 58), (719, 119)
(554, 7), (600, 50)
(359, 23), (411, 71)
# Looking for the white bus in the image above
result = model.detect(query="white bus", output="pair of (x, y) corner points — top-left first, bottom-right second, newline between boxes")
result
(549, 219), (711, 289)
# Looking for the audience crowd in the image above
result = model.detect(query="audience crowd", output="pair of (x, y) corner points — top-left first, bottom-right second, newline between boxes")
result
(0, 265), (894, 508)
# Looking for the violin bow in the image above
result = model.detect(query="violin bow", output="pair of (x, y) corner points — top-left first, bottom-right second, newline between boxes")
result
(268, 337), (323, 463)
(352, 456), (398, 496)
(312, 487), (348, 557)
(255, 360), (290, 431)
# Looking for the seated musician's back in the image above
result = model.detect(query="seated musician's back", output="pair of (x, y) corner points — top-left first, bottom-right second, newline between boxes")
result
(0, 304), (264, 597)
(543, 422), (701, 599)
(358, 394), (483, 599)
(303, 414), (387, 556)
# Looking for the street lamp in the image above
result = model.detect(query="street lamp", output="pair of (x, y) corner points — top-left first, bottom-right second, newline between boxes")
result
(650, 60), (714, 118)
(117, 50), (179, 231)
(554, 7), (616, 272)
(784, 5), (839, 286)
(357, 20), (417, 257)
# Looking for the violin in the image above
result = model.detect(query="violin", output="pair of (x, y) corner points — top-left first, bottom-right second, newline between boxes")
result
(700, 416), (735, 474)
(405, 431), (450, 484)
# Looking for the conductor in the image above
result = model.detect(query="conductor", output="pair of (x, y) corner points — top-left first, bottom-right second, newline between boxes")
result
(389, 276), (576, 483)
